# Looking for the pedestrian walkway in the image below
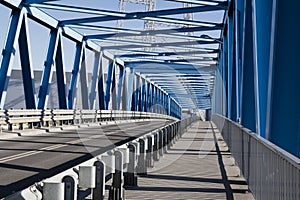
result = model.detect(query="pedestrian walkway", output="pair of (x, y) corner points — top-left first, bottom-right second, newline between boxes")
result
(125, 121), (255, 200)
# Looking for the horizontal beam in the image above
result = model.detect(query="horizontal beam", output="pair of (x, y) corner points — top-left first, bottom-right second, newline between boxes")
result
(86, 25), (223, 40)
(166, 0), (226, 6)
(101, 40), (219, 50)
(40, 3), (227, 24)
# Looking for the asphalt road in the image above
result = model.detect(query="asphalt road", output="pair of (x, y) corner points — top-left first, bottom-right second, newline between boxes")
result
(0, 119), (173, 198)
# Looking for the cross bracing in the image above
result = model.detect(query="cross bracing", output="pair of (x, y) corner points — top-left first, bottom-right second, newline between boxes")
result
(0, 0), (228, 115)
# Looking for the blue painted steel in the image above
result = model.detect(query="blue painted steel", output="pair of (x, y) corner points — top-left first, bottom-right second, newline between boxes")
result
(98, 53), (105, 110)
(86, 25), (223, 40)
(18, 16), (37, 109)
(111, 64), (117, 110)
(79, 50), (89, 109)
(130, 73), (136, 111)
(240, 0), (256, 132)
(227, 9), (235, 121)
(266, 0), (300, 157)
(136, 76), (142, 112)
(68, 43), (83, 109)
(0, 10), (23, 109)
(116, 66), (124, 110)
(105, 61), (115, 110)
(38, 29), (59, 109)
(235, 0), (244, 122)
(126, 68), (134, 111)
(223, 34), (229, 117)
(252, 0), (272, 138)
(89, 52), (101, 109)
(59, 4), (227, 25)
(55, 36), (67, 109)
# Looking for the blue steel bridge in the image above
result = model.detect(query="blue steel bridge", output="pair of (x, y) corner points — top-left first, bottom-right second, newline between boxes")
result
(0, 0), (299, 200)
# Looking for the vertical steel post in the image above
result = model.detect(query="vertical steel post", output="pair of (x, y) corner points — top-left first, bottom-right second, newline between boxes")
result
(240, 0), (256, 132)
(0, 9), (23, 109)
(252, 0), (273, 138)
(68, 43), (84, 109)
(266, 0), (300, 157)
(89, 52), (101, 109)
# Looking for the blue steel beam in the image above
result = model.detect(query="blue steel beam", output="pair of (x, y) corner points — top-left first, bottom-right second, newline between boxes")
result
(18, 15), (37, 109)
(116, 66), (124, 110)
(35, 4), (223, 28)
(101, 40), (219, 50)
(240, 0), (256, 132)
(68, 43), (84, 109)
(37, 29), (60, 109)
(252, 0), (272, 138)
(111, 64), (117, 110)
(266, 0), (300, 157)
(98, 54), (105, 110)
(25, 0), (58, 4)
(85, 25), (223, 40)
(53, 3), (227, 24)
(89, 52), (101, 109)
(55, 36), (68, 109)
(234, 0), (244, 122)
(0, 9), (24, 109)
(105, 61), (115, 110)
(79, 49), (89, 109)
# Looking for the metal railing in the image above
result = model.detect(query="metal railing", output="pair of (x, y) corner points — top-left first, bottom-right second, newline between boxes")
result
(212, 114), (300, 200)
(0, 109), (178, 131)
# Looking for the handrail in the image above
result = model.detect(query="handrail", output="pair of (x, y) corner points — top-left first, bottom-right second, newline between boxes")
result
(0, 109), (178, 131)
(212, 114), (300, 200)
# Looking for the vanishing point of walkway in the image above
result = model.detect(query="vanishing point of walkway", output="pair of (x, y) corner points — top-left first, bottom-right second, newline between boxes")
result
(125, 121), (255, 200)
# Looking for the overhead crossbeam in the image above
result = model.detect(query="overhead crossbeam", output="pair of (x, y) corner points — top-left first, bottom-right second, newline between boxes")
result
(40, 7), (222, 28)
(85, 25), (222, 40)
(31, 3), (228, 25)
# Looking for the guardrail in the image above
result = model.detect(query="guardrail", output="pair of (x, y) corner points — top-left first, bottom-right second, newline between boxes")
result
(212, 114), (300, 200)
(0, 109), (177, 131)
(5, 116), (199, 200)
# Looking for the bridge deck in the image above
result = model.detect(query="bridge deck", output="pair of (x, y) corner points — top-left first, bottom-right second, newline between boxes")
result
(124, 121), (255, 200)
(0, 119), (174, 198)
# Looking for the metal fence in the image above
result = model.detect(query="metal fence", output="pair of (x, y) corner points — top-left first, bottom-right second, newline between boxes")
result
(0, 109), (178, 131)
(212, 114), (300, 200)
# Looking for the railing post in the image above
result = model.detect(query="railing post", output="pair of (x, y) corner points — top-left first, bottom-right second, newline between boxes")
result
(92, 161), (105, 200)
(146, 135), (154, 167)
(62, 176), (76, 200)
(137, 138), (147, 176)
(153, 132), (160, 161)
(158, 130), (164, 157)
(124, 144), (137, 187)
(109, 150), (124, 200)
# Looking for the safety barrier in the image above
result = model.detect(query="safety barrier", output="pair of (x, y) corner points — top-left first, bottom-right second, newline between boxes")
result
(5, 116), (199, 200)
(0, 109), (177, 131)
(212, 114), (300, 200)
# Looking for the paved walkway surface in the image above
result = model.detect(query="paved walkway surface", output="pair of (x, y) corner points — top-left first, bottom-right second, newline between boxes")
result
(125, 121), (255, 200)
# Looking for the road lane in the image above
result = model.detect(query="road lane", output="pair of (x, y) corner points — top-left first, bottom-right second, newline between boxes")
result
(0, 119), (173, 198)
